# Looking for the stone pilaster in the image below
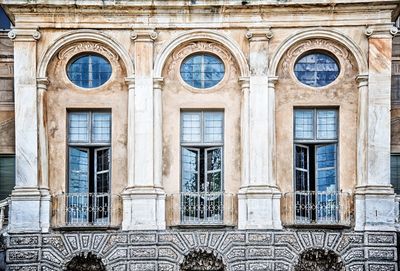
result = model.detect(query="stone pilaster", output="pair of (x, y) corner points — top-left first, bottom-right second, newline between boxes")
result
(238, 29), (282, 230)
(8, 28), (43, 232)
(354, 25), (398, 231)
(122, 29), (165, 230)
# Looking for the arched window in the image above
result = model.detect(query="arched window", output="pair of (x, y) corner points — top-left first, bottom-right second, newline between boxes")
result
(295, 248), (344, 271)
(67, 54), (112, 88)
(181, 250), (225, 271)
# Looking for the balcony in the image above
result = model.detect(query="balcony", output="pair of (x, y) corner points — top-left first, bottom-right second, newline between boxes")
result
(282, 191), (352, 227)
(167, 192), (236, 227)
(53, 193), (121, 228)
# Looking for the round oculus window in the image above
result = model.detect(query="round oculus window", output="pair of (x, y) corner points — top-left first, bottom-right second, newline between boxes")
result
(180, 53), (225, 89)
(294, 52), (339, 87)
(67, 54), (112, 88)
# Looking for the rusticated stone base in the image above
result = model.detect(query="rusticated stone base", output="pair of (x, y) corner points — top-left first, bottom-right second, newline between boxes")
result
(4, 229), (397, 271)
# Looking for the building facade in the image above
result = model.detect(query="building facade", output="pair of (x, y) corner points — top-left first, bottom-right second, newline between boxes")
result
(0, 0), (399, 270)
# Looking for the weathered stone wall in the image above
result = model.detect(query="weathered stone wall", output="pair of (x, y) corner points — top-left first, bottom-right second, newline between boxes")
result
(4, 230), (397, 271)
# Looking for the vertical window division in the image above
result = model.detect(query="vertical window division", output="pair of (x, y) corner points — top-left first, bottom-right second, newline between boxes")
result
(293, 108), (339, 224)
(180, 111), (224, 224)
(67, 111), (111, 225)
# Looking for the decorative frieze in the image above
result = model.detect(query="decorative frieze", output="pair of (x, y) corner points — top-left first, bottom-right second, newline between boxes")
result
(3, 231), (397, 271)
(57, 42), (119, 61)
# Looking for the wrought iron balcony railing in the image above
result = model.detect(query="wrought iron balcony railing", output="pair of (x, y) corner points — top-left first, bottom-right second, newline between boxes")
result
(53, 193), (121, 227)
(0, 197), (9, 230)
(282, 191), (352, 226)
(167, 192), (236, 226)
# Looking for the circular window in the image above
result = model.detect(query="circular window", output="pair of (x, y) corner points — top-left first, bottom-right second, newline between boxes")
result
(180, 53), (225, 89)
(294, 52), (339, 87)
(67, 54), (112, 88)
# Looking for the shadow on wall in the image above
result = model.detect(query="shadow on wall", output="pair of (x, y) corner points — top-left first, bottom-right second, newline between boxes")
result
(294, 248), (344, 271)
(0, 234), (5, 271)
(66, 252), (105, 271)
(181, 249), (225, 271)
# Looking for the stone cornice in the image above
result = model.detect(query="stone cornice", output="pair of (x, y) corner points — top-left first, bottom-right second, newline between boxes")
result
(8, 28), (40, 42)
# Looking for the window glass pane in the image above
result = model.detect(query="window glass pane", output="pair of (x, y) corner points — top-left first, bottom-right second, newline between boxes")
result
(294, 52), (339, 87)
(92, 112), (111, 143)
(67, 54), (112, 89)
(182, 113), (201, 143)
(295, 145), (309, 191)
(204, 112), (223, 143)
(68, 147), (89, 193)
(182, 148), (199, 192)
(317, 110), (337, 139)
(206, 148), (222, 171)
(391, 155), (400, 194)
(316, 144), (337, 192)
(294, 110), (314, 140)
(180, 53), (225, 89)
(0, 155), (15, 200)
(69, 112), (89, 143)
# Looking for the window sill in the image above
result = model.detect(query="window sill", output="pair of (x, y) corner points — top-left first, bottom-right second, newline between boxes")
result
(52, 225), (121, 231)
(169, 224), (235, 230)
(283, 223), (351, 230)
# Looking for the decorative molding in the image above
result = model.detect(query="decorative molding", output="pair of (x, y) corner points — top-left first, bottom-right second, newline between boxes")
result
(167, 41), (237, 76)
(153, 30), (249, 78)
(280, 38), (350, 79)
(3, 231), (397, 270)
(37, 30), (134, 78)
(269, 28), (368, 76)
(57, 42), (119, 61)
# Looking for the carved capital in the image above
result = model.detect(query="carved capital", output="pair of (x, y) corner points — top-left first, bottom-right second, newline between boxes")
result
(125, 76), (135, 90)
(364, 24), (397, 38)
(153, 77), (164, 90)
(8, 28), (41, 42)
(246, 28), (273, 42)
(356, 74), (369, 87)
(268, 76), (279, 88)
(37, 77), (50, 90)
(239, 77), (250, 91)
(131, 29), (158, 42)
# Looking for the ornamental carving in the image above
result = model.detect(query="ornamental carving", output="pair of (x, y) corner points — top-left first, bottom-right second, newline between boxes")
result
(280, 39), (351, 79)
(58, 42), (119, 62)
(294, 249), (344, 271)
(167, 41), (237, 76)
(180, 250), (225, 271)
